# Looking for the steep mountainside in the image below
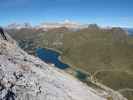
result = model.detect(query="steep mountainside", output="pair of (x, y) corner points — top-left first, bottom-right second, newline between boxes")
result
(0, 33), (111, 100)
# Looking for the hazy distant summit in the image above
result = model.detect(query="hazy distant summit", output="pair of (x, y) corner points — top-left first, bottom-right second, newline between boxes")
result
(5, 20), (88, 30)
(35, 20), (89, 31)
(6, 22), (32, 30)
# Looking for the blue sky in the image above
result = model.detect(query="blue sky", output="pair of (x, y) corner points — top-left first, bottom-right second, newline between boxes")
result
(0, 0), (133, 27)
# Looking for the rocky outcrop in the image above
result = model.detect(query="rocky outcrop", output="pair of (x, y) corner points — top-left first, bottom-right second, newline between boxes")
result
(0, 34), (109, 100)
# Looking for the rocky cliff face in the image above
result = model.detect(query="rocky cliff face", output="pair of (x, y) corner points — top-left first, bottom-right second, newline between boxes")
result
(0, 34), (109, 100)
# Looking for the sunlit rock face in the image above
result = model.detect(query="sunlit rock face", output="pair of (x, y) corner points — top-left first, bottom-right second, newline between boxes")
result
(0, 34), (107, 100)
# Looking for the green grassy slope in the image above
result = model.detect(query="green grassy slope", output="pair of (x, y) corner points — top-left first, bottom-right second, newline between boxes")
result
(61, 28), (133, 73)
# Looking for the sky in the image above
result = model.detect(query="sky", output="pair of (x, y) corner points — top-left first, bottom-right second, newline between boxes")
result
(0, 0), (133, 27)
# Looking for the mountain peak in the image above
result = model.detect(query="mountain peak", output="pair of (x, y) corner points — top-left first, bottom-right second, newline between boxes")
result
(63, 19), (79, 24)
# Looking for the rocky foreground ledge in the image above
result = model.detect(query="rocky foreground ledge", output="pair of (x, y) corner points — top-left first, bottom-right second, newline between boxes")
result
(0, 34), (127, 100)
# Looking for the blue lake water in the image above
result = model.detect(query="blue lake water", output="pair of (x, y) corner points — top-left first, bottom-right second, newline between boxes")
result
(36, 48), (69, 69)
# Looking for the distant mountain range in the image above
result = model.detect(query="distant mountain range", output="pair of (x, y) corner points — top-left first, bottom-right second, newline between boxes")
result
(127, 28), (133, 36)
(5, 21), (133, 37)
(6, 22), (32, 30)
(5, 20), (88, 31)
(123, 28), (133, 36)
